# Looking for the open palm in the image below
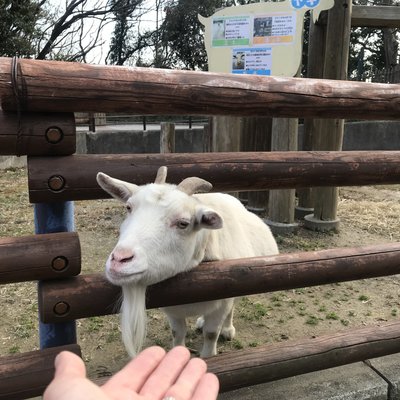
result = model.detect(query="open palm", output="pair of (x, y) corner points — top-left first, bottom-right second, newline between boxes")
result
(44, 346), (219, 400)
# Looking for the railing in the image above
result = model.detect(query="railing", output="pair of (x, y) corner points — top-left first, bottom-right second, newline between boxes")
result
(0, 56), (399, 398)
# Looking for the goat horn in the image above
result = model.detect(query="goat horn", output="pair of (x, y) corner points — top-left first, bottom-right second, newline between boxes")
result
(177, 177), (213, 195)
(154, 166), (167, 184)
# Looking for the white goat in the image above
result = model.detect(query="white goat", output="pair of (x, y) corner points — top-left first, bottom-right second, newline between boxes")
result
(97, 166), (278, 358)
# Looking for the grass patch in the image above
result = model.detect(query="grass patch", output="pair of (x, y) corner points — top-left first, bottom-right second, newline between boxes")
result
(305, 315), (319, 325)
(231, 339), (244, 350)
(87, 317), (105, 333)
(8, 345), (20, 354)
(326, 312), (339, 320)
(238, 298), (270, 321)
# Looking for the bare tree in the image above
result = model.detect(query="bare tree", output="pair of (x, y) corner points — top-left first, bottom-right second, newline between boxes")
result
(36, 0), (145, 62)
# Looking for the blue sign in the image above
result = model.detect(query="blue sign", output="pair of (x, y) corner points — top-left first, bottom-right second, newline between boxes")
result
(233, 69), (271, 75)
(291, 0), (306, 9)
(291, 0), (319, 9)
(305, 0), (320, 8)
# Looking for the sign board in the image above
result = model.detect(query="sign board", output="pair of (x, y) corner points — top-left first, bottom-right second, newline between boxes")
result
(199, 0), (334, 77)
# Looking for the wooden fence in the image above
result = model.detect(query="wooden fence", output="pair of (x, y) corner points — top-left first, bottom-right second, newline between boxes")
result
(0, 56), (400, 398)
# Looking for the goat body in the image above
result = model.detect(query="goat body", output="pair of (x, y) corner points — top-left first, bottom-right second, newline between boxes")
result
(97, 167), (278, 357)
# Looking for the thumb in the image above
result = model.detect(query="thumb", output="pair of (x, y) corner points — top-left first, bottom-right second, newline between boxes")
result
(43, 351), (90, 400)
(54, 351), (87, 380)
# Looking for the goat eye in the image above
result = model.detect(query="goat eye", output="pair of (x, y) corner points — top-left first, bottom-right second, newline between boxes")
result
(176, 220), (190, 229)
(126, 204), (132, 212)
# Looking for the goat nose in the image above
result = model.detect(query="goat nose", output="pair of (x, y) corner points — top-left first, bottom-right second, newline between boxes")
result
(111, 248), (135, 264)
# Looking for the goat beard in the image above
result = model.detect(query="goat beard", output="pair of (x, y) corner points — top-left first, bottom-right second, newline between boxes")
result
(121, 284), (147, 357)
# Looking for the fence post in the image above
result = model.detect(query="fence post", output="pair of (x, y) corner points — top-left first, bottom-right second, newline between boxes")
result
(35, 201), (77, 348)
(203, 124), (212, 152)
(88, 112), (95, 132)
(295, 16), (326, 219)
(160, 122), (175, 153)
(241, 117), (272, 214)
(304, 0), (352, 232)
(266, 118), (299, 234)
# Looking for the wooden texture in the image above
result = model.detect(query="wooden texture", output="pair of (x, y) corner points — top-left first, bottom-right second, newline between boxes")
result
(0, 344), (81, 400)
(28, 151), (400, 203)
(0, 57), (399, 119)
(0, 109), (75, 156)
(241, 117), (272, 211)
(269, 118), (298, 224)
(160, 122), (175, 153)
(39, 242), (400, 323)
(0, 232), (81, 283)
(311, 0), (352, 225)
(297, 16), (326, 210)
(207, 321), (400, 392)
(202, 123), (212, 152)
(352, 5), (400, 28)
(94, 321), (400, 391)
(211, 116), (242, 152)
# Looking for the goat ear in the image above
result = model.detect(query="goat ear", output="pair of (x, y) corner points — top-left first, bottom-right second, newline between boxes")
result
(196, 208), (223, 230)
(96, 173), (138, 202)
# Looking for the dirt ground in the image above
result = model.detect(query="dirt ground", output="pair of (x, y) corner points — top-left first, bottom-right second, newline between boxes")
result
(1, 168), (400, 379)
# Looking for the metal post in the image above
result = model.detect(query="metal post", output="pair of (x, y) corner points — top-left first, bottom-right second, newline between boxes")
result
(35, 201), (77, 348)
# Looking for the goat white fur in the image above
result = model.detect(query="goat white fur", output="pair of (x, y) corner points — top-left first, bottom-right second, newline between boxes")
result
(96, 166), (279, 358)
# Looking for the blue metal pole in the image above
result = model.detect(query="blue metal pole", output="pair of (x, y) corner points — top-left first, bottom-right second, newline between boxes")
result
(35, 201), (77, 348)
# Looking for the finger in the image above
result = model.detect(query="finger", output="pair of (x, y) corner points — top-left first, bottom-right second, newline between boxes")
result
(162, 357), (207, 400)
(139, 346), (191, 398)
(54, 351), (87, 379)
(44, 351), (105, 400)
(191, 373), (219, 400)
(102, 346), (166, 394)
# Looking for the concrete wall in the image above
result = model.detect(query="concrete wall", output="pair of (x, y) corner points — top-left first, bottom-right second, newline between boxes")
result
(0, 156), (27, 169)
(77, 128), (205, 154)
(298, 121), (400, 151)
(343, 121), (400, 150)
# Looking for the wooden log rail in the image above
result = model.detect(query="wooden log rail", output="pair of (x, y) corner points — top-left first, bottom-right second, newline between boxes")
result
(28, 151), (400, 202)
(0, 344), (81, 400)
(39, 242), (400, 323)
(0, 58), (399, 120)
(0, 232), (81, 283)
(208, 321), (400, 392)
(0, 109), (76, 156)
(351, 5), (400, 28)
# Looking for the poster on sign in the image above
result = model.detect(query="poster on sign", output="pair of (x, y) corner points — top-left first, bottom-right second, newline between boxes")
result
(253, 13), (296, 45)
(232, 48), (272, 75)
(212, 16), (251, 47)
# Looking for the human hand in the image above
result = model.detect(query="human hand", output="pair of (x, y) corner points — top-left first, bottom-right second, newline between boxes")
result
(43, 346), (219, 400)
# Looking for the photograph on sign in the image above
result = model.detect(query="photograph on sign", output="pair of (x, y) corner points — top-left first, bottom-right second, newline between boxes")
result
(212, 16), (251, 47)
(232, 47), (272, 75)
(253, 13), (296, 45)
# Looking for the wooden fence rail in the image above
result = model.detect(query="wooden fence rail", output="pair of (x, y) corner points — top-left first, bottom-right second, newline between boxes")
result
(39, 242), (400, 323)
(0, 344), (81, 400)
(207, 321), (400, 392)
(28, 151), (400, 202)
(351, 5), (400, 28)
(0, 58), (399, 120)
(0, 232), (81, 283)
(0, 109), (76, 156)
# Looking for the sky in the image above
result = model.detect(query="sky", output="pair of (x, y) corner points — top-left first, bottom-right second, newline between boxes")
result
(48, 0), (160, 64)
